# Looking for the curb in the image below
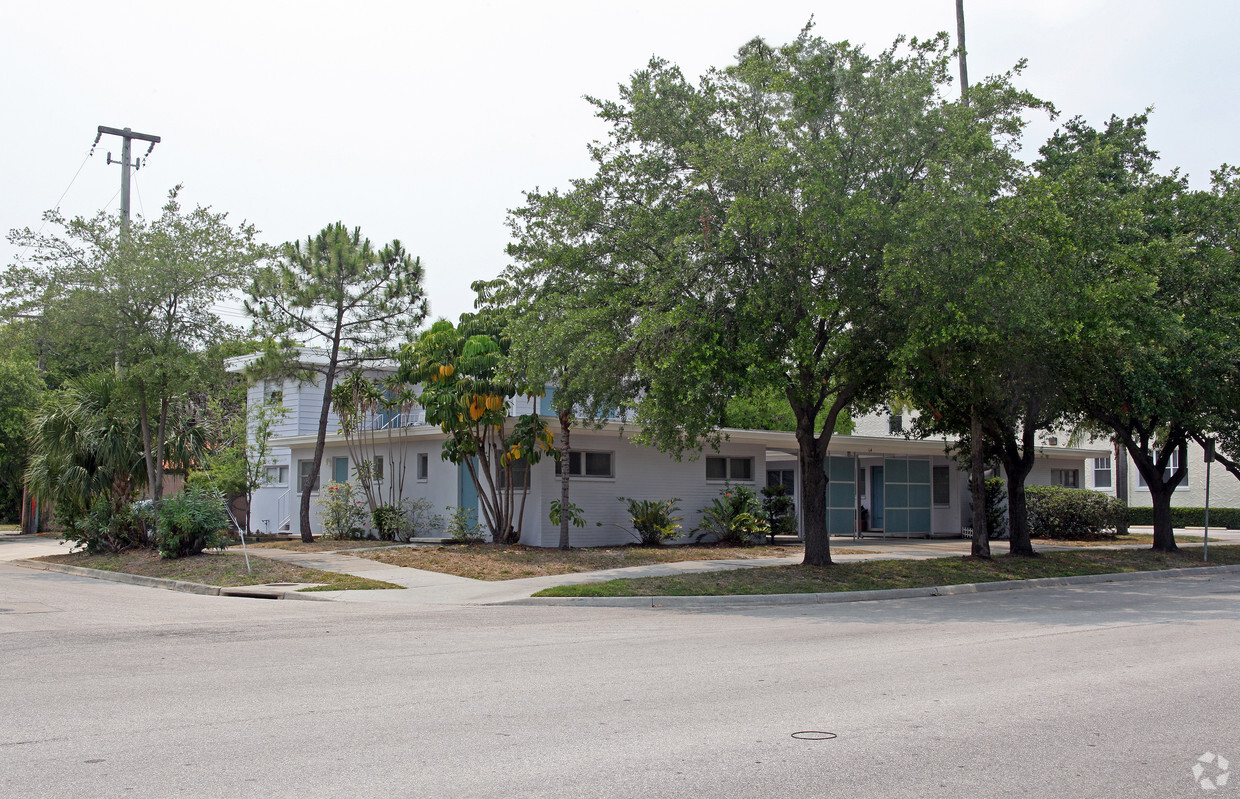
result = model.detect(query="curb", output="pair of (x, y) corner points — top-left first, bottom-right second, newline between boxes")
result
(503, 563), (1240, 608)
(11, 559), (334, 601)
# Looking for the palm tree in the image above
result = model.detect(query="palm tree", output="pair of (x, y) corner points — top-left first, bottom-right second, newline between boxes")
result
(25, 372), (148, 532)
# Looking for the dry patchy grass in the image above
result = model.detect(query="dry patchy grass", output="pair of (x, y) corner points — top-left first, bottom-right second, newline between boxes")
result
(351, 543), (875, 581)
(246, 538), (394, 553)
(1032, 534), (1206, 547)
(535, 544), (1240, 597)
(34, 550), (402, 591)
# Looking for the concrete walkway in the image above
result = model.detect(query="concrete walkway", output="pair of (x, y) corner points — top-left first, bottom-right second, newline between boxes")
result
(6, 527), (1239, 607)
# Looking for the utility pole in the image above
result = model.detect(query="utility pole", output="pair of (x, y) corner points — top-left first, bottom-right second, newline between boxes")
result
(956, 0), (970, 106)
(94, 125), (161, 233)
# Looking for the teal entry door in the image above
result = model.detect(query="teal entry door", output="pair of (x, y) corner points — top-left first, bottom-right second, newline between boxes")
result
(872, 465), (885, 530)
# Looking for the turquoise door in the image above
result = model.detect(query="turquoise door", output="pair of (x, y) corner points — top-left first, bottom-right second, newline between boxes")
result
(872, 466), (885, 529)
(457, 458), (479, 520)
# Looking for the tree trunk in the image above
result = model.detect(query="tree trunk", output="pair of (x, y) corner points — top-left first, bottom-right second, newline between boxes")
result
(969, 407), (990, 558)
(796, 410), (831, 567)
(301, 340), (343, 542)
(558, 411), (572, 551)
(996, 445), (1036, 557)
(1147, 481), (1178, 552)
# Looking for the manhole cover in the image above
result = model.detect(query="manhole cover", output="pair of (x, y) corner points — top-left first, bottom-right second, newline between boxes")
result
(791, 731), (837, 740)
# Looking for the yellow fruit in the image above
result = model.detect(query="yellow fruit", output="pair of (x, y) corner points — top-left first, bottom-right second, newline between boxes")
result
(485, 394), (502, 411)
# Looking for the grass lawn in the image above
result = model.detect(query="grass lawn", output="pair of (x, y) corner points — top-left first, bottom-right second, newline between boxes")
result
(533, 544), (1240, 597)
(33, 550), (402, 592)
(0, 524), (19, 533)
(1033, 534), (1206, 547)
(353, 543), (878, 581)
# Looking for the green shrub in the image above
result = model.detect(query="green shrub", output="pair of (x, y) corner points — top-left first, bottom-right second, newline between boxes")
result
(1025, 485), (1127, 540)
(156, 488), (230, 558)
(316, 481), (370, 539)
(371, 504), (403, 541)
(1123, 506), (1240, 529)
(618, 497), (683, 546)
(694, 485), (769, 546)
(761, 484), (796, 539)
(63, 496), (149, 554)
(444, 506), (484, 543)
(984, 477), (1007, 539)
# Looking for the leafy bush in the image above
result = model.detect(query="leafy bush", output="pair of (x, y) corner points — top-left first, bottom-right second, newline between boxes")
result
(984, 477), (1007, 539)
(1026, 485), (1128, 540)
(1124, 506), (1240, 529)
(156, 488), (230, 558)
(62, 496), (149, 554)
(402, 497), (444, 540)
(549, 500), (587, 529)
(316, 481), (370, 539)
(371, 504), (403, 541)
(445, 506), (484, 543)
(618, 497), (682, 546)
(695, 485), (769, 546)
(761, 484), (796, 539)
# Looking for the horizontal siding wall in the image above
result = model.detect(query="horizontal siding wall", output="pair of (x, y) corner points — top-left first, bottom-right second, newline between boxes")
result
(525, 432), (768, 548)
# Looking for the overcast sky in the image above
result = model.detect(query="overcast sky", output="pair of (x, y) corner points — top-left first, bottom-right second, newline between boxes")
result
(3, 1), (1236, 326)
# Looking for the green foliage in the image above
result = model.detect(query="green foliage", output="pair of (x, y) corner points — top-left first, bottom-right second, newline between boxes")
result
(549, 500), (586, 529)
(695, 485), (769, 546)
(444, 506), (484, 543)
(617, 497), (682, 546)
(505, 24), (1040, 566)
(760, 484), (796, 538)
(6, 188), (269, 508)
(61, 496), (150, 554)
(723, 387), (854, 433)
(246, 221), (428, 540)
(1025, 486), (1128, 540)
(984, 478), (1007, 540)
(1124, 506), (1240, 530)
(0, 355), (45, 523)
(399, 317), (554, 543)
(371, 504), (404, 541)
(25, 371), (147, 523)
(155, 487), (230, 558)
(315, 481), (370, 540)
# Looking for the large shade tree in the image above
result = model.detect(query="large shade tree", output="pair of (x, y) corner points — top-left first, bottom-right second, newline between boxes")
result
(1051, 114), (1240, 552)
(506, 25), (1039, 565)
(6, 189), (268, 513)
(246, 223), (428, 541)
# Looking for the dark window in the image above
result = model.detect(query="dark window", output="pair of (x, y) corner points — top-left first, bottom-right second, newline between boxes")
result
(888, 415), (903, 434)
(555, 451), (614, 478)
(298, 460), (320, 493)
(707, 456), (753, 481)
(1051, 469), (1080, 488)
(1093, 457), (1112, 489)
(767, 469), (795, 497)
(932, 465), (951, 506)
(417, 453), (429, 481)
(499, 457), (530, 489)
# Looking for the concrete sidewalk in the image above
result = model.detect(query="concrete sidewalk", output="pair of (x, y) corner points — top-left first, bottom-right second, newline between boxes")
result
(7, 528), (1239, 607)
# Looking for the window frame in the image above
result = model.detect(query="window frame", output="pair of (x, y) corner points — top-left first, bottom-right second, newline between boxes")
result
(1092, 456), (1112, 489)
(554, 450), (615, 479)
(705, 456), (755, 483)
(1051, 468), (1080, 489)
(417, 453), (429, 482)
(297, 459), (321, 494)
(265, 464), (289, 486)
(1137, 449), (1189, 491)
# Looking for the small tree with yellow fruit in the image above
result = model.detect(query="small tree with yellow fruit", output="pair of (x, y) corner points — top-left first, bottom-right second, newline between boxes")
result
(399, 317), (554, 543)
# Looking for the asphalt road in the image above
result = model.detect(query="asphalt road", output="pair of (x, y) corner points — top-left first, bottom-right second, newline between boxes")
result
(2, 561), (1237, 798)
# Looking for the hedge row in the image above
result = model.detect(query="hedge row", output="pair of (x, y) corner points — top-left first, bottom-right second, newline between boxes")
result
(1026, 486), (1128, 540)
(1124, 506), (1240, 529)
